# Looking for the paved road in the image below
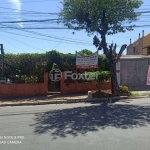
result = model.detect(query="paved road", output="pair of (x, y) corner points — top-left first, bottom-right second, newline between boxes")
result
(0, 98), (150, 150)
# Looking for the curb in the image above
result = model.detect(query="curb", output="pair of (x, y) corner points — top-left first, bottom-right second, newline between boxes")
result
(128, 96), (148, 99)
(0, 96), (128, 107)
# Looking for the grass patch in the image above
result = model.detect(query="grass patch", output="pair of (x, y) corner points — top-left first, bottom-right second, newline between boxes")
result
(129, 92), (141, 98)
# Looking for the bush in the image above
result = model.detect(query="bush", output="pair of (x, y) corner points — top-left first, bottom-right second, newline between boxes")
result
(87, 71), (112, 92)
(119, 85), (129, 92)
(21, 75), (38, 83)
(118, 85), (130, 96)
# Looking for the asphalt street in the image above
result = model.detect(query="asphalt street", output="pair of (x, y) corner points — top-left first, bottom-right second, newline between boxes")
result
(0, 98), (150, 150)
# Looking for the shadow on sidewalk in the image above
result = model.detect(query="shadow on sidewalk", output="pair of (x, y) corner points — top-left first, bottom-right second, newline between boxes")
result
(30, 103), (150, 139)
(0, 93), (87, 102)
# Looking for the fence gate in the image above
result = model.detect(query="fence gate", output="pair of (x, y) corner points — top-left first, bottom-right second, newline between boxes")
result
(48, 77), (61, 93)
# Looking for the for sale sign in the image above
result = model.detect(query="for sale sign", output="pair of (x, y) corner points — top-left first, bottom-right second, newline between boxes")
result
(76, 51), (98, 69)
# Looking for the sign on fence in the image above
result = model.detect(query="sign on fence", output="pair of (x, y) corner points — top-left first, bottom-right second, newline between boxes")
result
(76, 51), (98, 69)
(146, 65), (150, 85)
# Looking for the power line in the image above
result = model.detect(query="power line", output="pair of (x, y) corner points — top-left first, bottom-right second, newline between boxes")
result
(0, 6), (59, 14)
(1, 36), (20, 50)
(0, 19), (59, 24)
(3, 17), (149, 24)
(1, 25), (150, 29)
(1, 6), (150, 15)
(51, 30), (69, 50)
(0, 30), (93, 50)
(4, 46), (20, 53)
(4, 49), (12, 54)
(0, 28), (93, 43)
(0, 0), (60, 4)
(0, 24), (94, 46)
(1, 22), (150, 45)
(0, 33), (47, 52)
(0, 29), (128, 47)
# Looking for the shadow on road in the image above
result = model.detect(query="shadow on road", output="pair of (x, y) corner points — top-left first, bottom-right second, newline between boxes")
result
(30, 103), (150, 138)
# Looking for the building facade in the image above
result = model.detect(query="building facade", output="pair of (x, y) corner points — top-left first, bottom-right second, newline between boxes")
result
(117, 55), (150, 91)
(127, 31), (150, 56)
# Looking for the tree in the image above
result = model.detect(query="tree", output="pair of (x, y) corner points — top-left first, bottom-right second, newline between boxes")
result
(93, 38), (127, 93)
(59, 0), (143, 93)
(79, 49), (92, 56)
(87, 71), (112, 93)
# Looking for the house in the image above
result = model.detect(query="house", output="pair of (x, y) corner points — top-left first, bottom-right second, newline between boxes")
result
(127, 31), (150, 56)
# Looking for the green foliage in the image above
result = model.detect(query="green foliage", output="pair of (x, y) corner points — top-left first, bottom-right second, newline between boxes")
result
(21, 75), (38, 83)
(87, 71), (112, 92)
(79, 49), (92, 56)
(98, 55), (109, 71)
(129, 92), (140, 98)
(119, 85), (129, 92)
(59, 53), (76, 72)
(46, 50), (76, 72)
(3, 53), (47, 83)
(59, 0), (142, 93)
(46, 50), (108, 72)
(46, 50), (61, 71)
(117, 85), (130, 96)
(88, 71), (112, 83)
(1, 50), (109, 83)
(59, 0), (143, 34)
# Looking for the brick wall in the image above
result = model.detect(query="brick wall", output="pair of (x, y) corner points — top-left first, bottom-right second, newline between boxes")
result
(60, 72), (111, 94)
(0, 72), (48, 98)
(0, 72), (111, 98)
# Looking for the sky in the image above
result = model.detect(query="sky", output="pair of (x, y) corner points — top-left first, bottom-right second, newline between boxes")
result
(0, 0), (150, 55)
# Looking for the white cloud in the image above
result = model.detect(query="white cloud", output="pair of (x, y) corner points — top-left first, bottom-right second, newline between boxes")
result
(9, 0), (21, 12)
(8, 0), (23, 27)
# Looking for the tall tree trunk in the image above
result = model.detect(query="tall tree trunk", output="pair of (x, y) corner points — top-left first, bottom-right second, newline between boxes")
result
(110, 63), (119, 94)
(100, 32), (119, 94)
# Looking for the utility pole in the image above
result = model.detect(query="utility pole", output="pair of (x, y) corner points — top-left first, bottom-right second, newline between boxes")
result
(0, 44), (4, 76)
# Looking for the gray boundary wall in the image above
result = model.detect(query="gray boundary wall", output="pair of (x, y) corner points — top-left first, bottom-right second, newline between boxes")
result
(120, 55), (150, 91)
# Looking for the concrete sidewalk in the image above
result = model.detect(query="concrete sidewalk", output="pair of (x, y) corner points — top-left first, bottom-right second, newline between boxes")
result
(0, 94), (85, 106)
(0, 93), (128, 107)
(0, 91), (149, 107)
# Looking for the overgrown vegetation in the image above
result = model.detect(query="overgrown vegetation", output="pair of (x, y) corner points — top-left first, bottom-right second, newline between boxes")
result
(2, 53), (47, 83)
(0, 49), (109, 83)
